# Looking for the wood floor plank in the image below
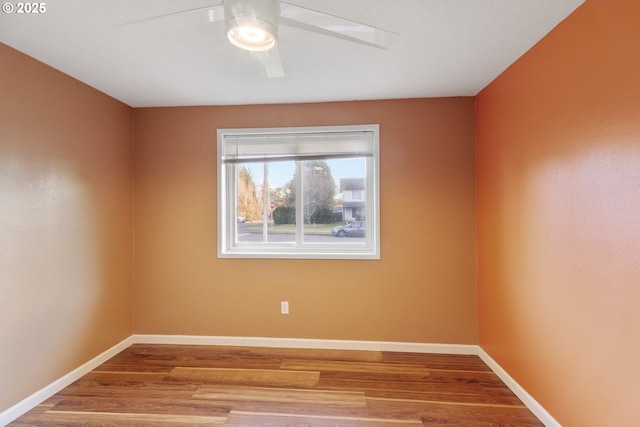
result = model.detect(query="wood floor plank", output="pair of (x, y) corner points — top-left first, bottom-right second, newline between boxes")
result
(282, 359), (433, 382)
(194, 385), (366, 406)
(317, 373), (509, 396)
(366, 395), (524, 409)
(365, 388), (527, 406)
(96, 346), (280, 372)
(56, 372), (198, 399)
(118, 344), (383, 364)
(381, 352), (493, 372)
(43, 410), (225, 425)
(90, 370), (170, 379)
(224, 410), (423, 426)
(281, 359), (431, 374)
(168, 366), (320, 387)
(48, 395), (231, 416)
(366, 396), (544, 427)
(316, 361), (505, 385)
(199, 346), (385, 363)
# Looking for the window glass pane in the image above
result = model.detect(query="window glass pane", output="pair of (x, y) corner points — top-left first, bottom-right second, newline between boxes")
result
(302, 158), (367, 244)
(236, 160), (295, 244)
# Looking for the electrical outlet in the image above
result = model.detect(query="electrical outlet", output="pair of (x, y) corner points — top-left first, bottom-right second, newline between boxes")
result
(280, 301), (289, 315)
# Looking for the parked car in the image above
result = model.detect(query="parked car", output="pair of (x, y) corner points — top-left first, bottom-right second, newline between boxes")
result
(237, 216), (246, 223)
(331, 221), (365, 237)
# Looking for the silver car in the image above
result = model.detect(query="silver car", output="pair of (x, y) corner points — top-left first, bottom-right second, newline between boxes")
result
(331, 221), (365, 237)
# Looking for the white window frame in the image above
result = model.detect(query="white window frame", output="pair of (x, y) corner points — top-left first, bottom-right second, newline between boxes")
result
(217, 124), (380, 259)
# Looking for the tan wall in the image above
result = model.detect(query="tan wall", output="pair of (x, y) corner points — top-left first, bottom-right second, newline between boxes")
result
(133, 98), (477, 344)
(476, 2), (640, 426)
(0, 44), (134, 412)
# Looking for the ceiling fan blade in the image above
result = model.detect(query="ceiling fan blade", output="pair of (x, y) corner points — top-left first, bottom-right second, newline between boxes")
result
(279, 2), (396, 49)
(115, 2), (224, 28)
(253, 47), (285, 78)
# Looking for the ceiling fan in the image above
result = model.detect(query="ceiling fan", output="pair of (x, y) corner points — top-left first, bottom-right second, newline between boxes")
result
(118, 0), (396, 78)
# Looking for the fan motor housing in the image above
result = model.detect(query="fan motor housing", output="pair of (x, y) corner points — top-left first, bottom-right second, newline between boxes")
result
(225, 0), (281, 51)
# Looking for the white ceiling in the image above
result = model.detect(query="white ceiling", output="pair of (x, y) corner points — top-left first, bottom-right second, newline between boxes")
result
(0, 0), (584, 107)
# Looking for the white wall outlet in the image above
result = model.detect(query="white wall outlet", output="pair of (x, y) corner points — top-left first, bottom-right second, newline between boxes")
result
(280, 301), (289, 315)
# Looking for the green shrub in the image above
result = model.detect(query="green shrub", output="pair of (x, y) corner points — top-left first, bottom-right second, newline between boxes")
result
(273, 206), (295, 225)
(310, 206), (334, 224)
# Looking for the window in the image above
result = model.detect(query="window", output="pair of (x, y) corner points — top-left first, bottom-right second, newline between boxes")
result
(218, 125), (380, 259)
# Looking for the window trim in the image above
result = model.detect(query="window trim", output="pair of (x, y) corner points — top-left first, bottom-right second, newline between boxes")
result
(217, 124), (380, 260)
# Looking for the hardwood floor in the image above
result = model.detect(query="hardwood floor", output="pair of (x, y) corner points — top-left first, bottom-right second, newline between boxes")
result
(10, 344), (544, 426)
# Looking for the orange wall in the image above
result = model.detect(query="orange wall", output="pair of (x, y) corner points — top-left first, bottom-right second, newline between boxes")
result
(133, 99), (477, 344)
(0, 44), (134, 412)
(476, 2), (640, 426)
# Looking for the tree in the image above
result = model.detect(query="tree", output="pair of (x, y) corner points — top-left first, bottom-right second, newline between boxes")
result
(283, 160), (336, 224)
(237, 166), (262, 221)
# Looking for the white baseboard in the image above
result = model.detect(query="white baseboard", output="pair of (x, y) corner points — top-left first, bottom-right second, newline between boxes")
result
(0, 336), (134, 427)
(132, 334), (478, 355)
(478, 347), (561, 427)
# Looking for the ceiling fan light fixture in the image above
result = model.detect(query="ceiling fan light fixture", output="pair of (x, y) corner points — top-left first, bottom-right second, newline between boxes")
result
(227, 18), (276, 51)
(224, 0), (280, 52)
